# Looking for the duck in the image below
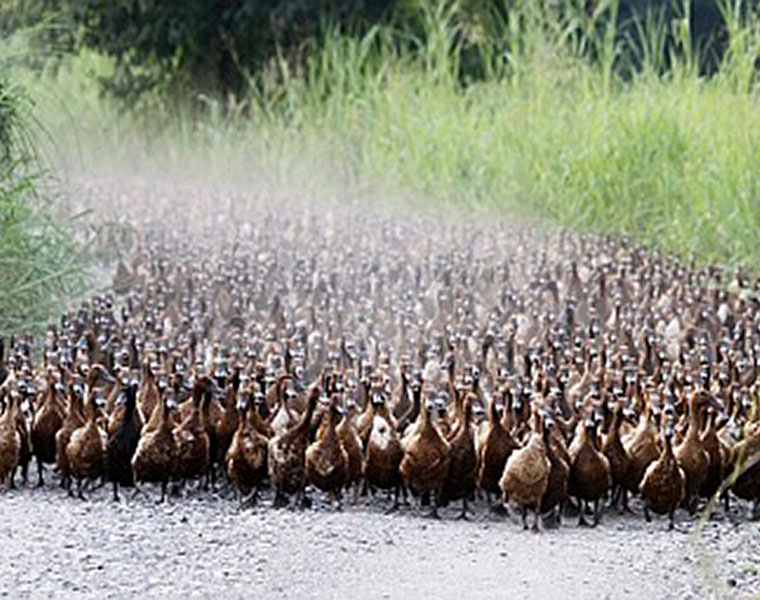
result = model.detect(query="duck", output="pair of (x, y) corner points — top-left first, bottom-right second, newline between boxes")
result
(539, 417), (570, 525)
(65, 381), (108, 498)
(396, 374), (422, 437)
(0, 390), (21, 490)
(365, 409), (405, 509)
(727, 423), (760, 519)
(137, 359), (160, 423)
(305, 394), (349, 508)
(477, 391), (519, 505)
(268, 382), (320, 507)
(441, 393), (478, 518)
(640, 418), (685, 529)
(499, 405), (551, 530)
(267, 373), (297, 437)
(55, 379), (86, 491)
(399, 390), (451, 518)
(215, 368), (243, 470)
(698, 405), (724, 499)
(14, 382), (33, 487)
(601, 401), (629, 510)
(106, 378), (141, 501)
(568, 413), (611, 526)
(621, 399), (659, 511)
(674, 392), (710, 512)
(132, 388), (176, 502)
(336, 398), (364, 501)
(172, 375), (211, 486)
(31, 372), (65, 486)
(226, 391), (269, 505)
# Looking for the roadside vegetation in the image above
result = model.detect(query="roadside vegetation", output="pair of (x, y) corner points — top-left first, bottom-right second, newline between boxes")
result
(0, 69), (86, 336)
(2, 0), (760, 298)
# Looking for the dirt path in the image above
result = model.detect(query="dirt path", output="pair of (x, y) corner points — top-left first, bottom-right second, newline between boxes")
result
(1, 485), (758, 599)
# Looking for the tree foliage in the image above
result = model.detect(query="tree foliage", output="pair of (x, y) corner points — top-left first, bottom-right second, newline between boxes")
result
(2, 1), (756, 103)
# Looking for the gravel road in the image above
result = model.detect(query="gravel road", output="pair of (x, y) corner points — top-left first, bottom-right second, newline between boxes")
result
(1, 484), (758, 599)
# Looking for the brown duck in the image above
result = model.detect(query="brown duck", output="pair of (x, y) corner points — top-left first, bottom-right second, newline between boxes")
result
(305, 394), (349, 507)
(499, 405), (551, 531)
(640, 419), (685, 529)
(268, 383), (319, 507)
(568, 413), (611, 526)
(399, 393), (451, 518)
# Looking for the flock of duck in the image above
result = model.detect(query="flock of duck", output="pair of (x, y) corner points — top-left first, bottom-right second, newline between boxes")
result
(1, 204), (760, 531)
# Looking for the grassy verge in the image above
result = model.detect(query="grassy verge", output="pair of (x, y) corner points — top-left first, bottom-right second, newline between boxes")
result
(0, 69), (87, 336)
(9, 1), (760, 269)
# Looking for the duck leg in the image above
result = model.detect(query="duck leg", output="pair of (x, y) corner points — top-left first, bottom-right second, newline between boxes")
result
(272, 487), (288, 509)
(456, 497), (470, 520)
(296, 482), (311, 510)
(209, 465), (218, 492)
(112, 481), (120, 502)
(400, 483), (410, 506)
(668, 508), (675, 530)
(386, 486), (400, 514)
(619, 489), (634, 515)
(578, 500), (589, 527)
(521, 505), (529, 530)
(76, 478), (86, 500)
(592, 499), (601, 526)
(721, 490), (730, 514)
(532, 508), (540, 532)
(608, 485), (620, 509)
(36, 458), (45, 487)
(159, 480), (168, 504)
(644, 506), (652, 522)
(429, 490), (441, 519)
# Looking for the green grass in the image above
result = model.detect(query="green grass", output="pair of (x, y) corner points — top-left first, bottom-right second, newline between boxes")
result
(8, 0), (760, 269)
(0, 57), (87, 336)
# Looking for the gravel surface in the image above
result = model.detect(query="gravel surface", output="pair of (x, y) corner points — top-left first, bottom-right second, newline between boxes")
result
(1, 484), (759, 599)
